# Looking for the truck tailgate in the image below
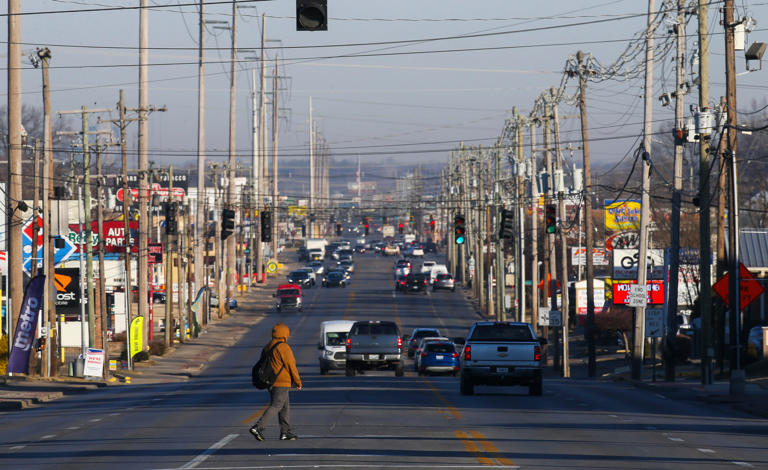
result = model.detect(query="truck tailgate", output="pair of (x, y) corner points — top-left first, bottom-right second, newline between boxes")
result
(350, 336), (399, 354)
(468, 342), (538, 366)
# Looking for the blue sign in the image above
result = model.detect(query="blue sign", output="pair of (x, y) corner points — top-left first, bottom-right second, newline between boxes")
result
(22, 219), (77, 274)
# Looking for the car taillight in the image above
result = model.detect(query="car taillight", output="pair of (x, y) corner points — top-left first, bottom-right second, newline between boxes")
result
(452, 352), (459, 358)
(397, 337), (402, 348)
(421, 352), (427, 358)
(534, 345), (541, 362)
(346, 338), (351, 350)
(423, 280), (427, 285)
(463, 345), (471, 361)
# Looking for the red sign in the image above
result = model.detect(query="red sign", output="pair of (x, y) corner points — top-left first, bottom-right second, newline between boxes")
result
(68, 221), (138, 253)
(116, 183), (186, 203)
(148, 243), (163, 264)
(613, 280), (665, 305)
(713, 263), (766, 310)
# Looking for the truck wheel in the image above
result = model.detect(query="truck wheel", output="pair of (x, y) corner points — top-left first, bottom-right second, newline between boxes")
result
(460, 373), (474, 396)
(320, 367), (328, 375)
(345, 367), (355, 377)
(529, 378), (543, 396)
(395, 364), (404, 377)
(276, 306), (281, 313)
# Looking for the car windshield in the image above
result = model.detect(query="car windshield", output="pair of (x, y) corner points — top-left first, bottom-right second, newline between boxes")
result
(325, 332), (348, 346)
(291, 271), (309, 279)
(329, 272), (343, 279)
(279, 289), (300, 297)
(426, 343), (455, 353)
(412, 329), (440, 339)
(438, 274), (452, 280)
(469, 324), (534, 341)
(353, 323), (398, 336)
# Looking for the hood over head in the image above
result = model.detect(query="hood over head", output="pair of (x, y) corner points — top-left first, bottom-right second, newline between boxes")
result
(272, 323), (290, 341)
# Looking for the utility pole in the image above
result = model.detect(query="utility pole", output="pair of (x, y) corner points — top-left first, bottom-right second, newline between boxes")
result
(7, 0), (23, 348)
(138, 0), (150, 350)
(552, 89), (570, 378)
(96, 144), (108, 364)
(272, 57), (280, 257)
(117, 90), (134, 369)
(212, 164), (225, 318)
(195, 0), (207, 297)
(697, 0), (715, 387)
(576, 51), (597, 377)
(529, 121), (539, 331)
(724, 0), (743, 392)
(665, 0), (687, 382)
(226, 0), (238, 310)
(716, 96), (728, 371)
(516, 112), (526, 323)
(252, 69), (262, 285)
(164, 165), (175, 347)
(309, 97), (315, 239)
(543, 100), (556, 367)
(38, 47), (56, 376)
(495, 141), (505, 321)
(260, 14), (269, 262)
(632, 0), (656, 381)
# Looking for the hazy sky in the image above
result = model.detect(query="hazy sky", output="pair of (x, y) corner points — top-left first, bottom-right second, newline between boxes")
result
(3, 0), (768, 183)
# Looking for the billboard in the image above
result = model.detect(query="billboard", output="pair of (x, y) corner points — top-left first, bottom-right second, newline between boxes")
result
(54, 268), (87, 318)
(604, 199), (641, 231)
(612, 249), (665, 280)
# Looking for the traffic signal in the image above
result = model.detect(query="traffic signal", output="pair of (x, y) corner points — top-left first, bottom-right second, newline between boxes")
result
(545, 204), (557, 234)
(499, 209), (515, 240)
(221, 208), (235, 240)
(454, 214), (466, 245)
(364, 223), (369, 236)
(261, 210), (272, 242)
(409, 215), (414, 225)
(398, 223), (404, 234)
(336, 223), (342, 236)
(430, 216), (436, 233)
(165, 202), (177, 235)
(296, 0), (327, 31)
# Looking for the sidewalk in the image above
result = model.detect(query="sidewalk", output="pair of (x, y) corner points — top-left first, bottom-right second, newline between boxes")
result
(0, 262), (295, 411)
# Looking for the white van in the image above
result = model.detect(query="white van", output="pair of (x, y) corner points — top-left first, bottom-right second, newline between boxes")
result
(318, 320), (356, 375)
(428, 264), (449, 284)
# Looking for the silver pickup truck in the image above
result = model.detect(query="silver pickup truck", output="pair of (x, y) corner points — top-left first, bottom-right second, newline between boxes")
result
(457, 321), (546, 396)
(345, 320), (404, 377)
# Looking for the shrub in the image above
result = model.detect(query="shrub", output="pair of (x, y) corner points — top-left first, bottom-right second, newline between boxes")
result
(148, 340), (167, 357)
(133, 351), (151, 362)
(673, 334), (691, 365)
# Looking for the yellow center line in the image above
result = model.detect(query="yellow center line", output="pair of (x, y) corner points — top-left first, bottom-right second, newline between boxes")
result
(469, 430), (516, 467)
(422, 377), (463, 420)
(455, 430), (494, 466)
(343, 291), (356, 321)
(241, 404), (268, 425)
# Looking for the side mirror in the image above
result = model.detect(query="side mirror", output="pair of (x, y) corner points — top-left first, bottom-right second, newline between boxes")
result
(538, 337), (548, 345)
(453, 337), (466, 345)
(317, 342), (323, 350)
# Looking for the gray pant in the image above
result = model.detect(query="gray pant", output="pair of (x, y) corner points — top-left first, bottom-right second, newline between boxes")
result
(255, 387), (291, 434)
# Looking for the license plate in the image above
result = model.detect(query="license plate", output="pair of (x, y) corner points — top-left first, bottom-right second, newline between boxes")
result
(436, 355), (444, 360)
(368, 354), (380, 360)
(497, 367), (508, 373)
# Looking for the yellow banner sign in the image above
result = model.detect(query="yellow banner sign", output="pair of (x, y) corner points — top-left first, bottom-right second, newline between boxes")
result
(288, 206), (306, 217)
(129, 316), (144, 359)
(604, 199), (641, 231)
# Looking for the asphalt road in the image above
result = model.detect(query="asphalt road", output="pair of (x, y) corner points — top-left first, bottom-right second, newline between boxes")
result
(1, 251), (767, 469)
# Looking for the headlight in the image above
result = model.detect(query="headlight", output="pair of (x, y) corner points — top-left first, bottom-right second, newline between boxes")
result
(323, 350), (334, 358)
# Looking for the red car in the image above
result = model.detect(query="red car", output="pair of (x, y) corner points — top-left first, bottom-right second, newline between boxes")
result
(273, 283), (303, 313)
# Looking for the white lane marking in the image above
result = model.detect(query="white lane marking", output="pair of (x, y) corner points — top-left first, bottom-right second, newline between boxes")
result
(392, 291), (396, 298)
(10, 445), (26, 450)
(179, 433), (238, 469)
(698, 449), (716, 454)
(732, 462), (754, 468)
(668, 437), (684, 442)
(66, 426), (80, 430)
(90, 418), (102, 422)
(41, 435), (56, 440)
(655, 393), (667, 399)
(109, 412), (121, 416)
(152, 398), (163, 401)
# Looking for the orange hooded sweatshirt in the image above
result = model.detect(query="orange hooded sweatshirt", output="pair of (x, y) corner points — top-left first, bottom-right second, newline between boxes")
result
(266, 323), (302, 388)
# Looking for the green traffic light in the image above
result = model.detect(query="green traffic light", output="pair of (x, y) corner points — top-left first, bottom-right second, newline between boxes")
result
(456, 236), (465, 244)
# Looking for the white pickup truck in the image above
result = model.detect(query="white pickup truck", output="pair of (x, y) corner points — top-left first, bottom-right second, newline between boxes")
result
(456, 321), (546, 396)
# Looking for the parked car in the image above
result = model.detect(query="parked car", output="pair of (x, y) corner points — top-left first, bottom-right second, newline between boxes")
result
(345, 320), (404, 377)
(322, 270), (347, 288)
(318, 320), (356, 375)
(273, 284), (303, 312)
(404, 273), (429, 295)
(406, 328), (442, 357)
(287, 270), (314, 287)
(417, 340), (460, 376)
(433, 273), (455, 292)
(210, 294), (237, 309)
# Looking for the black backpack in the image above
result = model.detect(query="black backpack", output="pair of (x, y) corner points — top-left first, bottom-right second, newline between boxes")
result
(251, 342), (285, 389)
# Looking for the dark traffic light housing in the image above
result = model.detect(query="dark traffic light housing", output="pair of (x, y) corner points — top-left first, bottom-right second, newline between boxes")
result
(545, 204), (557, 234)
(221, 208), (235, 240)
(336, 223), (343, 236)
(165, 202), (177, 235)
(499, 209), (515, 240)
(454, 214), (466, 244)
(261, 210), (272, 243)
(296, 0), (327, 31)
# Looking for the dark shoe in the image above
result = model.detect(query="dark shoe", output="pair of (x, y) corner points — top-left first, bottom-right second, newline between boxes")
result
(249, 427), (264, 441)
(280, 432), (298, 440)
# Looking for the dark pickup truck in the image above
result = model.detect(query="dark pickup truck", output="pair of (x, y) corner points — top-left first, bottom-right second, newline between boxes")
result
(345, 320), (404, 377)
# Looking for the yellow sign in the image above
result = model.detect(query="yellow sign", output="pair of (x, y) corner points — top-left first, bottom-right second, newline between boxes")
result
(604, 199), (641, 231)
(266, 259), (279, 273)
(129, 316), (144, 359)
(288, 206), (307, 217)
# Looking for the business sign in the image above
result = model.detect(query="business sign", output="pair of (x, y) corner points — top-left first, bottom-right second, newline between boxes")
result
(54, 268), (87, 317)
(148, 242), (163, 264)
(7, 275), (45, 374)
(22, 216), (77, 274)
(575, 279), (606, 315)
(83, 348), (105, 378)
(129, 316), (144, 359)
(67, 220), (138, 253)
(288, 206), (305, 217)
(116, 174), (188, 207)
(604, 199), (641, 231)
(613, 280), (665, 305)
(612, 249), (665, 280)
(605, 231), (639, 251)
(571, 247), (609, 266)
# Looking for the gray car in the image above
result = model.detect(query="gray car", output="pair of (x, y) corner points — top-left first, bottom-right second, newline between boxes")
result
(433, 273), (455, 292)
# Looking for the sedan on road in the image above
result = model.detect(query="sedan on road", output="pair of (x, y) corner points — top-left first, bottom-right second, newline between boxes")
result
(433, 273), (456, 292)
(308, 260), (326, 275)
(406, 327), (442, 358)
(322, 270), (347, 288)
(417, 341), (460, 376)
(287, 270), (314, 287)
